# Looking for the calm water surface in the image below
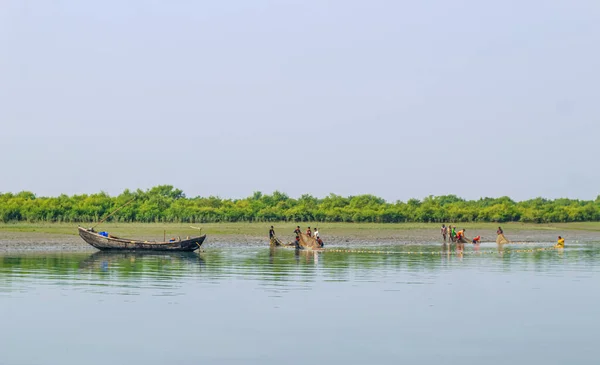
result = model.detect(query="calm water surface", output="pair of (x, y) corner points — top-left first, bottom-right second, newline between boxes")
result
(1, 241), (599, 365)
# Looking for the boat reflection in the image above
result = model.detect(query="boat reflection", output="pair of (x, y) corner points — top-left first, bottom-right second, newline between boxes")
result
(79, 251), (205, 273)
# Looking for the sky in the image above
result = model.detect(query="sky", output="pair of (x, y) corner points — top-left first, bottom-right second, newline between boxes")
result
(1, 0), (599, 202)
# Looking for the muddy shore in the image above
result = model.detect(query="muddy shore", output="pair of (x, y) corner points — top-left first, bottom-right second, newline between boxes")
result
(1, 227), (597, 252)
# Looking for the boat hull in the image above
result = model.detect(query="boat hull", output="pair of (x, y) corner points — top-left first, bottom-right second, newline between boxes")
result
(78, 227), (206, 252)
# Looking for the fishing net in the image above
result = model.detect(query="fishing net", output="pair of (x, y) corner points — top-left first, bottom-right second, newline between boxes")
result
(271, 236), (293, 247)
(298, 233), (321, 249)
(456, 235), (470, 244)
(270, 237), (283, 246)
(496, 233), (510, 244)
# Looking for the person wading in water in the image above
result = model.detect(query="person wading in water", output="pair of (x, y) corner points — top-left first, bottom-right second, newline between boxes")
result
(314, 228), (324, 247)
(441, 224), (447, 243)
(456, 229), (466, 250)
(269, 226), (275, 239)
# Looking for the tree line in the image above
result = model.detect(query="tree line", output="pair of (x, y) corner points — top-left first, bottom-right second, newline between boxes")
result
(1, 185), (599, 223)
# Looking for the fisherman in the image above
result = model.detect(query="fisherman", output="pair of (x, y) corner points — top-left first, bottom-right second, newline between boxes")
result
(451, 226), (457, 241)
(294, 226), (301, 235)
(294, 235), (301, 249)
(317, 237), (324, 247)
(472, 235), (481, 244)
(456, 229), (466, 250)
(306, 226), (312, 237)
(441, 224), (447, 243)
(314, 227), (320, 239)
(269, 226), (275, 239)
(497, 226), (503, 235)
(555, 236), (565, 248)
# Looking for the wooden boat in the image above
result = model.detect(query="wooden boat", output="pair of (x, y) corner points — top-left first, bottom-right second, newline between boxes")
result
(78, 227), (206, 252)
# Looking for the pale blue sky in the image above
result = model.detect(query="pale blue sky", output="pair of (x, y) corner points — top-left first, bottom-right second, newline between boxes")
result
(1, 1), (599, 201)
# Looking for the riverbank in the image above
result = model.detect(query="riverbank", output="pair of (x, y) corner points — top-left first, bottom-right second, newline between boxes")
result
(1, 222), (599, 251)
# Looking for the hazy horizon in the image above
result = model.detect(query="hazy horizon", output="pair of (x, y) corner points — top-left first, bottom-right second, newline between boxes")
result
(2, 1), (599, 202)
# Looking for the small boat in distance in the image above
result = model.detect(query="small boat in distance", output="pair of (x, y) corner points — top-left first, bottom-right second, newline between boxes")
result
(78, 227), (206, 252)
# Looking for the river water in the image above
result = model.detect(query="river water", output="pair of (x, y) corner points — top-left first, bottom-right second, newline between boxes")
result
(1, 241), (598, 365)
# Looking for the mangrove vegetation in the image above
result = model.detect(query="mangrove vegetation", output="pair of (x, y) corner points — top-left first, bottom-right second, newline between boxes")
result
(1, 185), (600, 224)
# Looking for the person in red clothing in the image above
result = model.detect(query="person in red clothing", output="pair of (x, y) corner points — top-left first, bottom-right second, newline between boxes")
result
(456, 229), (465, 251)
(471, 235), (481, 251)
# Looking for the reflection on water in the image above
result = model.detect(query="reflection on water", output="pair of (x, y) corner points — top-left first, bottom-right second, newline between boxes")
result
(2, 243), (599, 295)
(1, 242), (599, 365)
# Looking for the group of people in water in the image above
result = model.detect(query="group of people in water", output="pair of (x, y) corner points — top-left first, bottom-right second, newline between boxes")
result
(269, 224), (565, 251)
(441, 224), (565, 249)
(269, 225), (324, 248)
(441, 224), (481, 249)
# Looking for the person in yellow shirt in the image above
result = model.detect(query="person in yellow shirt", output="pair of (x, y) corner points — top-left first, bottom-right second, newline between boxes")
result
(555, 236), (565, 248)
